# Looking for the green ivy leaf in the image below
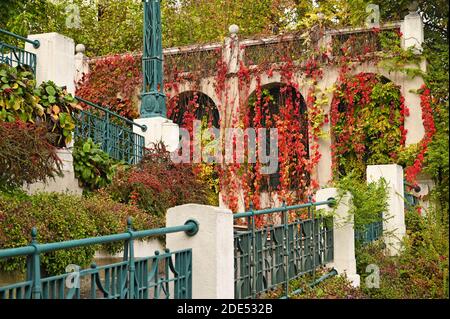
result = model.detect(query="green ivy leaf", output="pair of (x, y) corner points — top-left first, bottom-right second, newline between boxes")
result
(83, 142), (91, 153)
(45, 86), (56, 96)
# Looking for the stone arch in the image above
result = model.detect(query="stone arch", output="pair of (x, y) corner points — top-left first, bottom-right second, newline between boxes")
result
(330, 71), (406, 178)
(168, 90), (220, 128)
(246, 82), (310, 190)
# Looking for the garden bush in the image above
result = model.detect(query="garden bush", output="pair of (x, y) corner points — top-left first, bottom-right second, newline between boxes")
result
(104, 142), (217, 217)
(73, 138), (124, 191)
(356, 207), (449, 299)
(334, 172), (389, 234)
(0, 121), (62, 190)
(0, 63), (81, 147)
(0, 190), (161, 275)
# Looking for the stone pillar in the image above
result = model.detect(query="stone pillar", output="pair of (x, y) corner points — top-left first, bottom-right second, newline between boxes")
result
(166, 204), (234, 299)
(316, 187), (360, 287)
(24, 33), (81, 195)
(133, 117), (180, 152)
(25, 32), (75, 94)
(399, 5), (426, 145)
(400, 5), (424, 54)
(74, 43), (89, 85)
(366, 164), (406, 256)
(223, 25), (240, 74)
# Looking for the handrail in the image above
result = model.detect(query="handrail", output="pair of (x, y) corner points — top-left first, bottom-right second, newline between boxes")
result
(0, 28), (40, 49)
(75, 96), (147, 132)
(0, 219), (198, 259)
(233, 198), (336, 219)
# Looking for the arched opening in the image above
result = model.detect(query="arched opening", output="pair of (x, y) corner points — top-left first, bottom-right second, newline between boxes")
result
(331, 72), (406, 179)
(168, 91), (220, 128)
(246, 83), (309, 194)
(167, 91), (220, 205)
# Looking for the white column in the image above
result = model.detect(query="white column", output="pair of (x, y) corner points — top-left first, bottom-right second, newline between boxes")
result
(316, 187), (360, 287)
(400, 8), (424, 54)
(133, 117), (180, 152)
(366, 164), (406, 256)
(223, 25), (240, 74)
(25, 32), (75, 94)
(166, 204), (234, 299)
(74, 43), (89, 85)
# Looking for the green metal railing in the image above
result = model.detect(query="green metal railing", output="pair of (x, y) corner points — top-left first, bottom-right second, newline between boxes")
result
(0, 218), (198, 299)
(233, 198), (335, 299)
(354, 213), (383, 245)
(0, 29), (38, 73)
(74, 97), (147, 165)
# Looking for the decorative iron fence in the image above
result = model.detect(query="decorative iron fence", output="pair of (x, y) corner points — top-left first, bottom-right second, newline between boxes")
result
(233, 199), (335, 299)
(354, 213), (383, 245)
(329, 25), (401, 57)
(0, 28), (39, 74)
(74, 97), (146, 165)
(0, 219), (198, 299)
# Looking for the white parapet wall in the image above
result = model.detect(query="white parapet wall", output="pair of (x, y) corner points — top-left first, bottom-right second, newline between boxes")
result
(166, 204), (234, 299)
(366, 164), (406, 256)
(316, 187), (360, 287)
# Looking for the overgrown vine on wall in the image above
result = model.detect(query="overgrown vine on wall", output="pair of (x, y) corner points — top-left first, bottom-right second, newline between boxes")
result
(76, 25), (437, 217)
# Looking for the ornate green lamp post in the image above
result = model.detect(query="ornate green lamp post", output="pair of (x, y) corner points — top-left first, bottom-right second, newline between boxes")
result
(140, 0), (166, 118)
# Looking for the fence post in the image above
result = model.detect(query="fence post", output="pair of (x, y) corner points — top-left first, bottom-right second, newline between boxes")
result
(166, 204), (234, 299)
(366, 164), (406, 256)
(316, 188), (360, 287)
(25, 32), (75, 94)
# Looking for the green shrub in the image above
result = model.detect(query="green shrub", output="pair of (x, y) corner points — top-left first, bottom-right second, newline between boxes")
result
(73, 138), (124, 191)
(0, 64), (81, 147)
(356, 208), (449, 299)
(0, 190), (160, 275)
(335, 172), (389, 233)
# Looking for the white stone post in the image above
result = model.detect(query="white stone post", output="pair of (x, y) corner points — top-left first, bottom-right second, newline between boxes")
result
(400, 5), (424, 54)
(166, 204), (234, 299)
(25, 32), (75, 94)
(224, 25), (240, 74)
(399, 5), (427, 145)
(74, 43), (89, 85)
(133, 117), (180, 152)
(316, 187), (360, 287)
(23, 33), (82, 195)
(366, 164), (406, 256)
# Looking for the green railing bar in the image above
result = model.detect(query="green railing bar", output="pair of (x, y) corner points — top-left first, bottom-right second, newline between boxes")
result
(75, 96), (147, 132)
(0, 28), (40, 49)
(0, 220), (198, 259)
(233, 199), (335, 219)
(279, 268), (338, 299)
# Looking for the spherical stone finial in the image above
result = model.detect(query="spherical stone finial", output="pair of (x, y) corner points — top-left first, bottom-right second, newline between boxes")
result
(407, 1), (419, 13)
(229, 24), (239, 35)
(75, 44), (86, 54)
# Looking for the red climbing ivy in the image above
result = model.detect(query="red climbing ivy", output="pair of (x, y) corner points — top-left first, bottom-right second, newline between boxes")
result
(76, 26), (436, 218)
(404, 85), (436, 184)
(76, 54), (142, 119)
(330, 72), (407, 179)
